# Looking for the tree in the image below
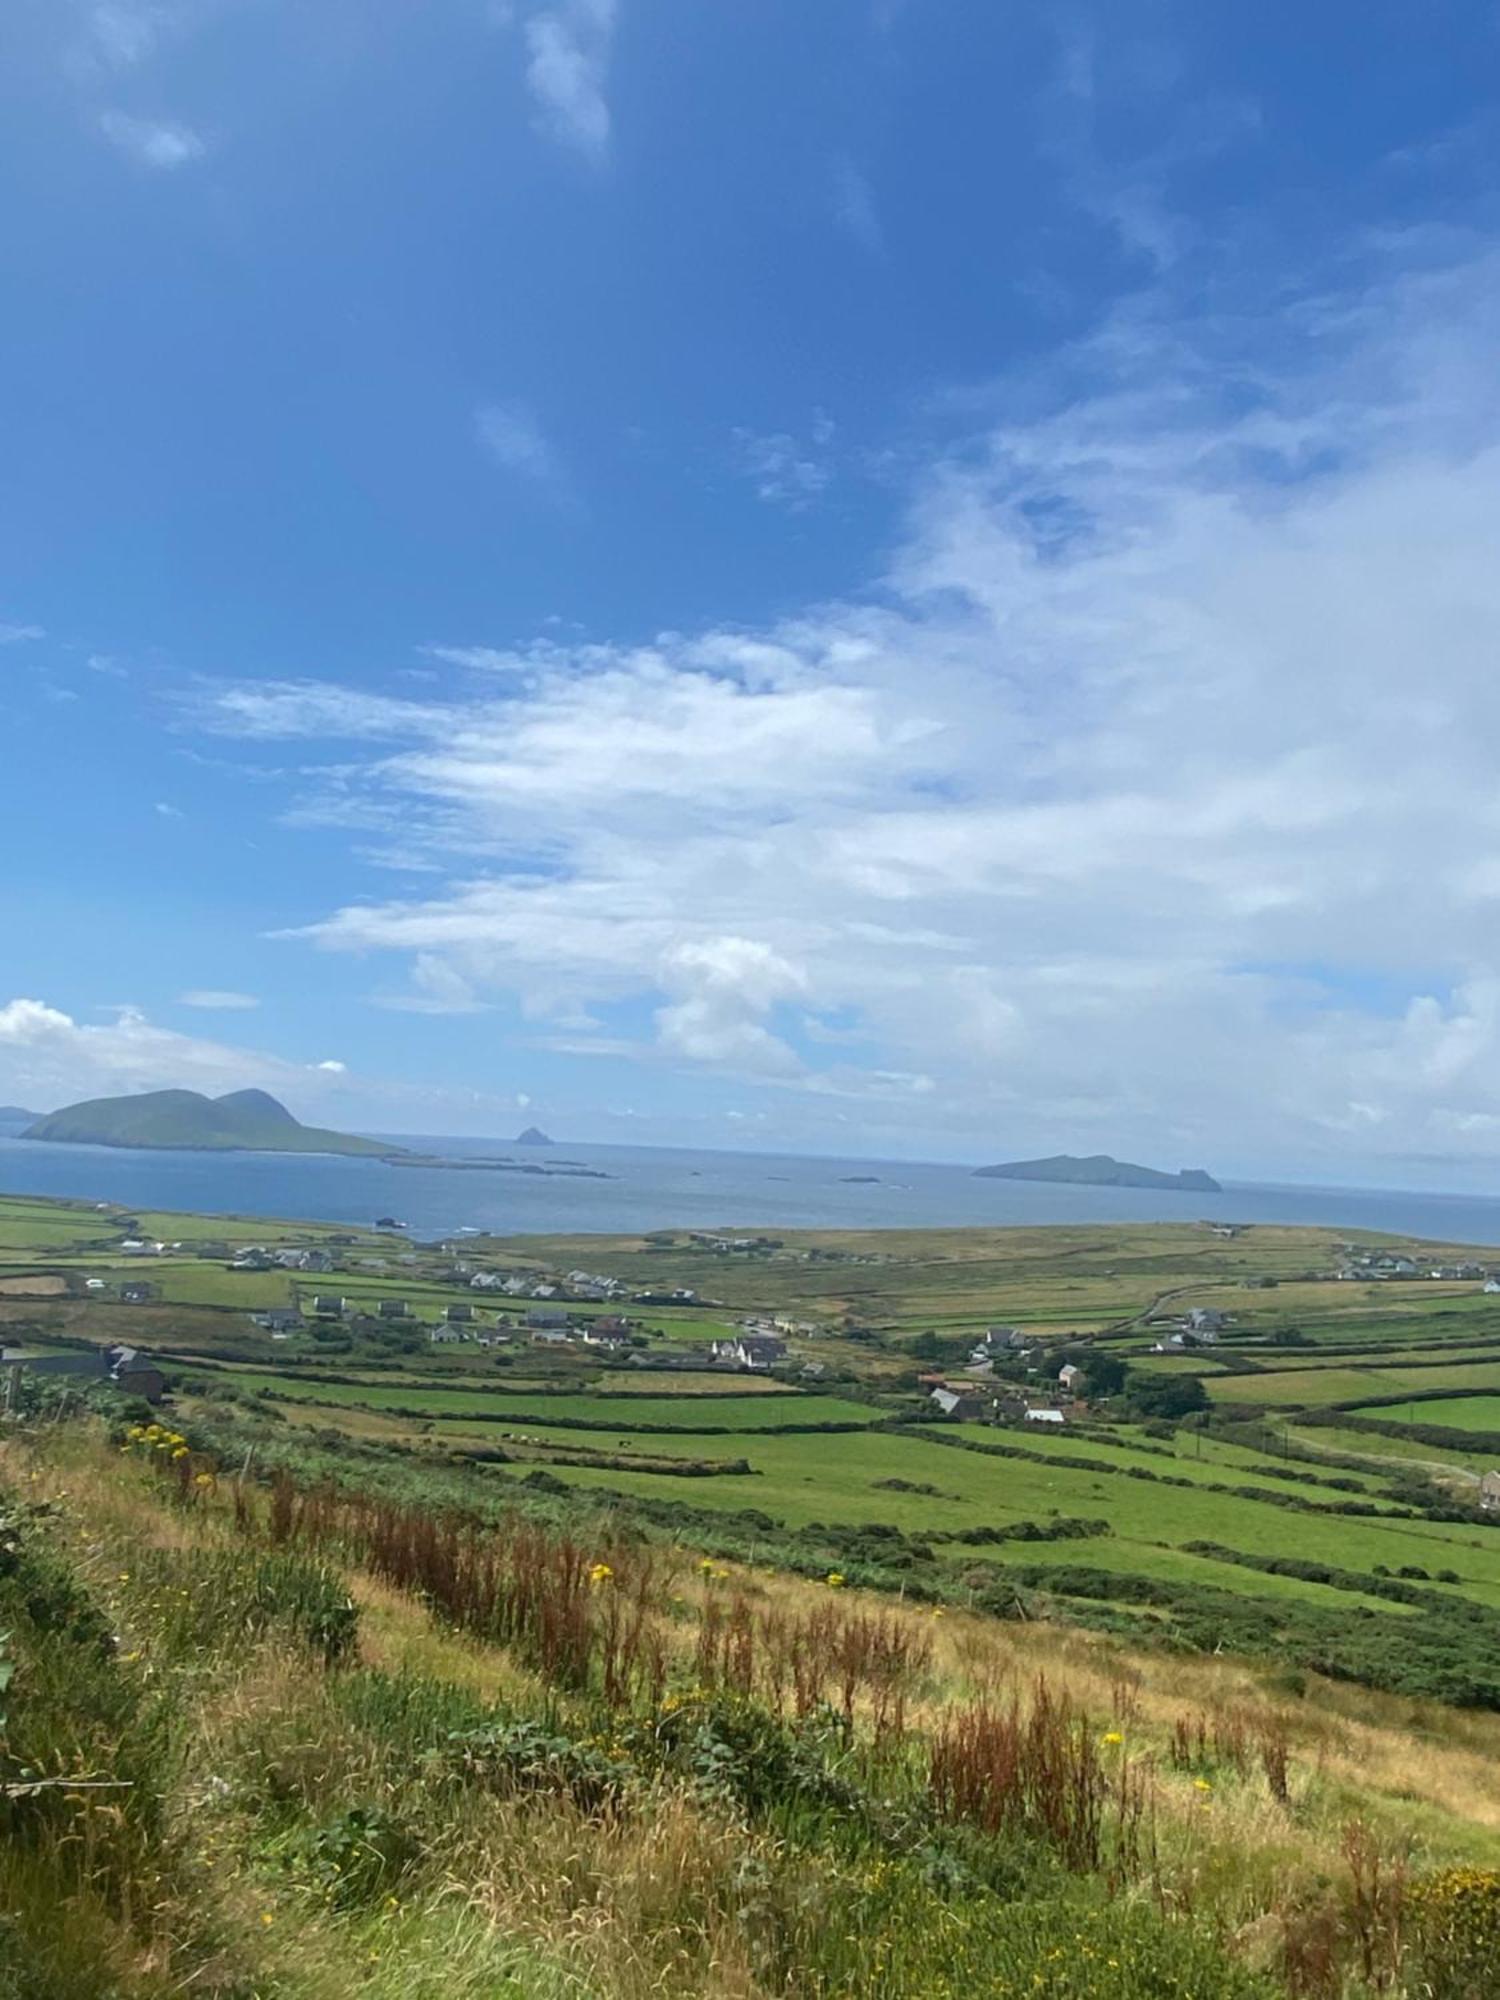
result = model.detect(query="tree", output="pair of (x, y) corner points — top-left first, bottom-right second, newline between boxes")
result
(1126, 1372), (1210, 1420)
(1080, 1351), (1128, 1397)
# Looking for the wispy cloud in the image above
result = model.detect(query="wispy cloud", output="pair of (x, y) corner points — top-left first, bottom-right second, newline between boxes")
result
(99, 111), (205, 169)
(178, 989), (258, 1010)
(831, 155), (883, 254)
(732, 413), (837, 510)
(475, 401), (569, 495)
(87, 3), (167, 68)
(522, 0), (617, 164)
(420, 644), (535, 675)
(0, 623), (44, 645)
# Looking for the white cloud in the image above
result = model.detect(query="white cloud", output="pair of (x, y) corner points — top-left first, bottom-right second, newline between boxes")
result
(154, 801), (182, 818)
(831, 155), (883, 254)
(0, 997), (337, 1108)
(190, 237), (1500, 1173)
(522, 0), (617, 164)
(179, 989), (259, 1010)
(87, 4), (170, 69)
(731, 418), (836, 510)
(656, 937), (807, 1076)
(475, 402), (567, 492)
(420, 644), (533, 674)
(0, 623), (44, 645)
(315, 1059), (347, 1074)
(99, 111), (205, 169)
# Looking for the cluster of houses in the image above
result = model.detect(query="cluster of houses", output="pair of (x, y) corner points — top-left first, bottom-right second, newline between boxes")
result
(464, 1267), (627, 1302)
(230, 1245), (336, 1273)
(922, 1325), (1085, 1426)
(925, 1377), (1070, 1426)
(1335, 1249), (1500, 1286)
(688, 1233), (783, 1255)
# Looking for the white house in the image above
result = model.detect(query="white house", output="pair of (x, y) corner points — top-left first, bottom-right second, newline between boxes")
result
(1058, 1363), (1082, 1390)
(1024, 1408), (1066, 1425)
(711, 1334), (788, 1371)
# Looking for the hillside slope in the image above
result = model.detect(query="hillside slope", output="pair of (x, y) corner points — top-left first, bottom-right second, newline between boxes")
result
(22, 1086), (394, 1157)
(3, 1414), (1498, 2000)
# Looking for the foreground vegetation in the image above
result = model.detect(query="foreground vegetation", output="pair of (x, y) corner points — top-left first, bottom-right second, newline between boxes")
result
(6, 1407), (1500, 1999)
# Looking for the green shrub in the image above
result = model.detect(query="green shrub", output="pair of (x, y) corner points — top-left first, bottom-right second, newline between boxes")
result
(275, 1803), (418, 1909)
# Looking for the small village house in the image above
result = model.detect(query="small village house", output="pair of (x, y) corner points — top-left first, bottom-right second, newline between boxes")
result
(711, 1334), (788, 1371)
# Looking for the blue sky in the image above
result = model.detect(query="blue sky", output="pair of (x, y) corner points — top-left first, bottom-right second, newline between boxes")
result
(6, 1), (1500, 1182)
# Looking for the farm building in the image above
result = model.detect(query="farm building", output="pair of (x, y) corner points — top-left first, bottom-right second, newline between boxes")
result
(929, 1385), (988, 1421)
(251, 1310), (304, 1335)
(711, 1335), (788, 1371)
(1, 1343), (166, 1404)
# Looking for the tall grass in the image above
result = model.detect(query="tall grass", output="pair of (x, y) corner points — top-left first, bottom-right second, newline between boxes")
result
(929, 1677), (1151, 1879)
(257, 1470), (670, 1699)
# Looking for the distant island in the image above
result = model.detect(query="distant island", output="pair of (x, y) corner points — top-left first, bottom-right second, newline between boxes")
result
(516, 1126), (554, 1146)
(973, 1153), (1221, 1193)
(0, 1105), (41, 1125)
(22, 1089), (397, 1159)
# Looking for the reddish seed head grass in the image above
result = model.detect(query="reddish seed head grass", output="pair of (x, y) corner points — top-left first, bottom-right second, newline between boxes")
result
(693, 1593), (932, 1739)
(929, 1676), (1151, 1881)
(250, 1471), (671, 1700)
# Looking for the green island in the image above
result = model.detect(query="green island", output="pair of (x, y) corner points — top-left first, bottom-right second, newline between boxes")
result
(5, 1192), (1500, 1998)
(21, 1087), (395, 1157)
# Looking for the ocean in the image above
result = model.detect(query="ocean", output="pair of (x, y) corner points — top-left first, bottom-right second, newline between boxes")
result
(2, 1132), (1500, 1247)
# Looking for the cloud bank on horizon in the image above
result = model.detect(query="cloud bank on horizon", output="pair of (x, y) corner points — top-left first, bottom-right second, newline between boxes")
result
(6, 3), (1500, 1181)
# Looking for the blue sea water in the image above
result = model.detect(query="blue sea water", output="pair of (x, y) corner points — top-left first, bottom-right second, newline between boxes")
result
(2, 1132), (1500, 1247)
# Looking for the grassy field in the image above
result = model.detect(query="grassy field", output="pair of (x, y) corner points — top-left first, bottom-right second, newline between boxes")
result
(1207, 1358), (1500, 1406)
(1348, 1392), (1500, 1431)
(194, 1368), (878, 1431)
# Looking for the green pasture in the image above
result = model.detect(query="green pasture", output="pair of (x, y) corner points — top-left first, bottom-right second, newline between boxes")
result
(1348, 1393), (1500, 1432)
(1207, 1358), (1500, 1408)
(1288, 1423), (1496, 1479)
(440, 1421), (1500, 1607)
(192, 1367), (876, 1431)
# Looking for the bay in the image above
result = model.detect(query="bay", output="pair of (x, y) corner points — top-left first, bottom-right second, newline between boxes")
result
(1, 1132), (1500, 1247)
